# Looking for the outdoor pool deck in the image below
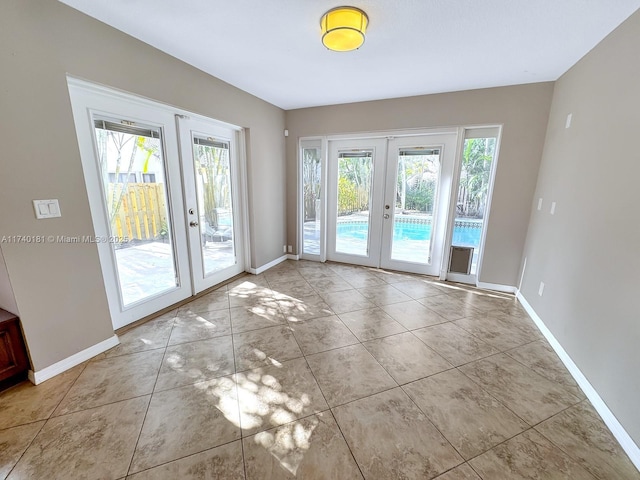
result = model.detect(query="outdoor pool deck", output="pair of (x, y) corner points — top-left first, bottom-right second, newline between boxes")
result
(303, 213), (483, 270)
(115, 240), (234, 306)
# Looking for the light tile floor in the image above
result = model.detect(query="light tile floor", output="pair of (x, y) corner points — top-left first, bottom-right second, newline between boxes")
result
(1, 260), (639, 479)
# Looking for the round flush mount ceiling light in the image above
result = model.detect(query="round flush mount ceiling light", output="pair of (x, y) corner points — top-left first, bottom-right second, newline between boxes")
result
(320, 6), (369, 52)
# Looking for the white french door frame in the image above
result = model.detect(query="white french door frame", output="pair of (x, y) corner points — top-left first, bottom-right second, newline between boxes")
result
(68, 77), (250, 329)
(379, 133), (458, 276)
(326, 138), (388, 267)
(176, 115), (246, 293)
(299, 137), (328, 262)
(299, 126), (501, 281)
(297, 127), (459, 271)
(442, 125), (503, 285)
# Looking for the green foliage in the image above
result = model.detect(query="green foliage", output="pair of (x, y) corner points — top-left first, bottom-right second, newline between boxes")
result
(337, 156), (372, 215)
(405, 180), (435, 212)
(458, 138), (495, 217)
(337, 176), (359, 214)
(396, 154), (438, 213)
(303, 148), (321, 220)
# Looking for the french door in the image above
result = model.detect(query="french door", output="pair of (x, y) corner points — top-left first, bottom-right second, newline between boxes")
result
(326, 133), (457, 276)
(69, 79), (244, 329)
(177, 116), (245, 292)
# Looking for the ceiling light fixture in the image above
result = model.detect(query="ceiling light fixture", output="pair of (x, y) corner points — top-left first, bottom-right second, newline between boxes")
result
(320, 6), (368, 52)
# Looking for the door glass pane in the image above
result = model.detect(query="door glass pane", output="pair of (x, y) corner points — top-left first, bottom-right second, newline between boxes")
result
(192, 135), (235, 276)
(390, 148), (441, 264)
(94, 118), (178, 307)
(454, 137), (495, 274)
(335, 150), (373, 256)
(302, 146), (321, 255)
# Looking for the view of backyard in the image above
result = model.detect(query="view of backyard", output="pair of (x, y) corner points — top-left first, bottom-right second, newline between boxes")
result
(95, 122), (236, 306)
(302, 137), (495, 273)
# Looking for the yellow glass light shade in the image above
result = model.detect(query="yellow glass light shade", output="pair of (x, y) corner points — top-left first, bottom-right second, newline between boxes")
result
(321, 6), (368, 52)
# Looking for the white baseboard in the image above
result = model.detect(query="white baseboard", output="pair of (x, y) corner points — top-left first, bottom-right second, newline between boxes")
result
(476, 281), (517, 294)
(247, 254), (289, 275)
(286, 254), (299, 261)
(28, 334), (119, 385)
(516, 292), (640, 470)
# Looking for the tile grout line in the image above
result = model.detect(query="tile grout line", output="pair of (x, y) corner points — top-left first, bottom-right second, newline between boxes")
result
(293, 325), (368, 478)
(121, 437), (244, 478)
(217, 262), (578, 473)
(453, 362), (540, 429)
(283, 262), (616, 477)
(529, 409), (602, 480)
(7, 352), (96, 478)
(8, 261), (621, 478)
(4, 415), (51, 478)
(125, 311), (178, 476)
(266, 270), (379, 478)
(396, 381), (467, 469)
(220, 286), (253, 479)
(327, 407), (368, 479)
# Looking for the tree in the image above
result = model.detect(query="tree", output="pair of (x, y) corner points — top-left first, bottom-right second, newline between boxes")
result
(95, 129), (159, 225)
(400, 154), (439, 213)
(458, 138), (495, 217)
(302, 148), (321, 220)
(194, 144), (231, 229)
(338, 156), (372, 214)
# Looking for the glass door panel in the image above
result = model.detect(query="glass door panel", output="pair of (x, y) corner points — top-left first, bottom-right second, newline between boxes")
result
(326, 139), (386, 267)
(380, 134), (458, 276)
(68, 80), (193, 329)
(94, 117), (179, 307)
(453, 134), (497, 276)
(390, 147), (441, 264)
(192, 136), (235, 275)
(302, 142), (322, 256)
(335, 150), (374, 256)
(322, 133), (457, 275)
(179, 116), (245, 293)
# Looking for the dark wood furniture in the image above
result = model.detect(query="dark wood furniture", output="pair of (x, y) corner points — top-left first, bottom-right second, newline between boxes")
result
(0, 309), (29, 390)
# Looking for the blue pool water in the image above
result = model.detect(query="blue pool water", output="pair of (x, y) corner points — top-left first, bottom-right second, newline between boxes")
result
(337, 220), (482, 248)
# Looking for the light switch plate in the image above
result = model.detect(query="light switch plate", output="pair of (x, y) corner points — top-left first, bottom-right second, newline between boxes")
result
(33, 199), (61, 219)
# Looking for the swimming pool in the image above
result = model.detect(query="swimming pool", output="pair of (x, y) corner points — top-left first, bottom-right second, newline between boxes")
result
(336, 219), (483, 247)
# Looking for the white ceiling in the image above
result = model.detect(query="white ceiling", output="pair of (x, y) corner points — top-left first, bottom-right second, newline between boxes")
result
(59, 0), (640, 110)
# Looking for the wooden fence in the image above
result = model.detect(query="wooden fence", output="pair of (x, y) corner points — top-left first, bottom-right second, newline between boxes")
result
(107, 183), (167, 241)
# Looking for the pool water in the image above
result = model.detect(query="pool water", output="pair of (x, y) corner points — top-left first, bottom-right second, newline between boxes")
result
(337, 221), (482, 248)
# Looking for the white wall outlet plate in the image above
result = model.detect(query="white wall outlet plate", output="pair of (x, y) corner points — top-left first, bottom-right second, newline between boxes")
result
(33, 199), (61, 219)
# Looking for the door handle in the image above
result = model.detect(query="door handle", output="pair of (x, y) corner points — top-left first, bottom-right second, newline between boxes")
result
(383, 214), (390, 219)
(189, 221), (199, 227)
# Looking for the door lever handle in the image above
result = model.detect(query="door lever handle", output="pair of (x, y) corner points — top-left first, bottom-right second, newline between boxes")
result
(189, 221), (199, 227)
(383, 214), (390, 219)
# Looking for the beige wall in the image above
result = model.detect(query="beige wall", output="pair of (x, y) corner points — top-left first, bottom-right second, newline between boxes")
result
(520, 10), (640, 444)
(285, 83), (554, 286)
(0, 246), (18, 315)
(0, 0), (286, 371)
